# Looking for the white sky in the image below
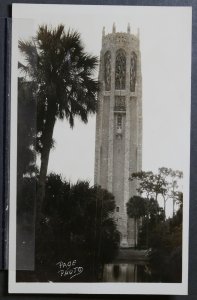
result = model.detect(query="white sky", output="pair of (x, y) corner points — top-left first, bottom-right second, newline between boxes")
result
(13, 5), (192, 193)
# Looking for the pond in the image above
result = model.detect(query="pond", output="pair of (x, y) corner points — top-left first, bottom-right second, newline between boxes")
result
(102, 262), (154, 282)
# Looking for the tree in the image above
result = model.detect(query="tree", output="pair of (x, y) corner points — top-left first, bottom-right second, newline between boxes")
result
(36, 174), (120, 281)
(157, 168), (183, 218)
(127, 196), (164, 249)
(17, 77), (38, 180)
(139, 198), (164, 248)
(126, 196), (146, 248)
(18, 25), (99, 228)
(130, 168), (183, 219)
(129, 169), (183, 281)
(129, 171), (155, 199)
(147, 202), (183, 283)
(17, 78), (39, 270)
(167, 169), (183, 216)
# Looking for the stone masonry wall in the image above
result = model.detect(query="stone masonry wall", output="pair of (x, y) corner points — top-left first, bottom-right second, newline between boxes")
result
(94, 24), (142, 247)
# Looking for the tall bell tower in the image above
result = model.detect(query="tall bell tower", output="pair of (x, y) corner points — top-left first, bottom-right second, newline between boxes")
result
(94, 23), (142, 247)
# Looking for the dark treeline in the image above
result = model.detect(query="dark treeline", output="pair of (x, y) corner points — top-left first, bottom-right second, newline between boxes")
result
(17, 66), (119, 282)
(17, 24), (100, 279)
(17, 174), (120, 282)
(127, 170), (183, 282)
(16, 24), (108, 281)
(37, 174), (120, 281)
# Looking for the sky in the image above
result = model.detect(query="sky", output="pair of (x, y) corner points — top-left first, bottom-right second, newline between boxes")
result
(13, 4), (191, 199)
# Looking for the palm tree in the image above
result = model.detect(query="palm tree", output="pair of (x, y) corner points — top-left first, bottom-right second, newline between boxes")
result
(126, 196), (146, 248)
(18, 25), (99, 231)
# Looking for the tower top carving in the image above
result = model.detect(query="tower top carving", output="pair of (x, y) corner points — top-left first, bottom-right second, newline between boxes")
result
(102, 24), (139, 49)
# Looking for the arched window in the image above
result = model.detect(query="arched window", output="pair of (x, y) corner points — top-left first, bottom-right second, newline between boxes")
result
(130, 51), (137, 92)
(117, 114), (122, 129)
(114, 96), (125, 112)
(104, 51), (111, 91)
(115, 49), (126, 90)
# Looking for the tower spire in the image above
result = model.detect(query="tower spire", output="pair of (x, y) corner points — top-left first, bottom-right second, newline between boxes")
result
(127, 23), (131, 34)
(112, 22), (116, 33)
(102, 26), (105, 37)
(137, 27), (140, 38)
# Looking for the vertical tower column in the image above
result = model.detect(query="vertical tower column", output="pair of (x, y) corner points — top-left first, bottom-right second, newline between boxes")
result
(107, 49), (115, 193)
(95, 25), (142, 249)
(121, 51), (131, 247)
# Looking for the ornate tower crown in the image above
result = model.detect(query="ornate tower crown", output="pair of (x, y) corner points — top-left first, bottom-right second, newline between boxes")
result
(102, 24), (139, 51)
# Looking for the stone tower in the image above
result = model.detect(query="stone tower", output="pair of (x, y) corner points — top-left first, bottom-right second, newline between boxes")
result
(94, 23), (142, 247)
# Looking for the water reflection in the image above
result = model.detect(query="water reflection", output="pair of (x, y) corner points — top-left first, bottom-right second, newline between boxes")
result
(103, 263), (152, 282)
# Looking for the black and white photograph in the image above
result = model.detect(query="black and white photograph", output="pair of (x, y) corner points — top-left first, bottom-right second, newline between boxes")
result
(9, 4), (191, 294)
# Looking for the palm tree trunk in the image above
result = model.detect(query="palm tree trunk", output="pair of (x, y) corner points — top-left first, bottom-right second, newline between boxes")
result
(163, 197), (166, 220)
(136, 218), (139, 248)
(146, 216), (149, 249)
(135, 218), (137, 249)
(173, 198), (175, 217)
(97, 189), (103, 267)
(36, 116), (56, 221)
(35, 115), (56, 269)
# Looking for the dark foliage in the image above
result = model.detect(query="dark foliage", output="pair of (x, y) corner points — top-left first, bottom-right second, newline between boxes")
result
(138, 198), (183, 282)
(127, 196), (146, 219)
(17, 77), (38, 180)
(35, 174), (120, 282)
(129, 168), (183, 282)
(17, 78), (39, 271)
(18, 25), (100, 250)
(18, 25), (99, 154)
